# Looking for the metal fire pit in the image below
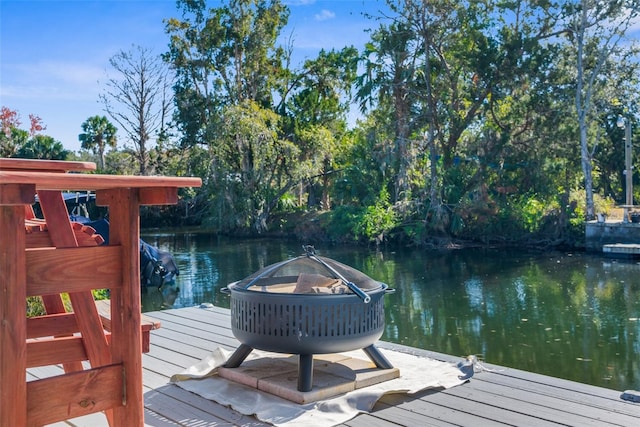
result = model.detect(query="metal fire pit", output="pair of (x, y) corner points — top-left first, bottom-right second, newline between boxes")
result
(221, 246), (394, 392)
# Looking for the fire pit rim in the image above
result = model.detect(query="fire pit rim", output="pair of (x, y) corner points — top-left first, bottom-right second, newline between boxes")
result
(224, 278), (390, 296)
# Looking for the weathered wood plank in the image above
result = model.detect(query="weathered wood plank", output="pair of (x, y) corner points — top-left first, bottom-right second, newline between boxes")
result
(142, 362), (181, 390)
(145, 309), (236, 338)
(45, 409), (112, 427)
(26, 363), (66, 381)
(146, 344), (203, 369)
(144, 312), (238, 348)
(343, 413), (455, 427)
(148, 383), (270, 426)
(149, 334), (214, 361)
(25, 305), (640, 426)
(349, 403), (503, 427)
(477, 368), (639, 417)
(166, 305), (234, 323)
(143, 386), (236, 425)
(141, 352), (191, 379)
(438, 380), (628, 427)
(151, 320), (236, 346)
(140, 409), (182, 426)
(147, 307), (234, 331)
(95, 299), (161, 331)
(409, 390), (562, 427)
(149, 325), (238, 355)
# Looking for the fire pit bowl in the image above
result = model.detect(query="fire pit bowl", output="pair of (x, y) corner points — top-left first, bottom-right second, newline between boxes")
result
(221, 246), (395, 391)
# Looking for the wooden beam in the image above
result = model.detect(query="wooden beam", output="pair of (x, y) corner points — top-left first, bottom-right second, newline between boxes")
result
(26, 246), (122, 296)
(27, 335), (88, 368)
(0, 158), (96, 172)
(27, 313), (79, 339)
(2, 170), (201, 191)
(27, 364), (123, 426)
(139, 187), (178, 205)
(0, 183), (35, 205)
(102, 188), (145, 424)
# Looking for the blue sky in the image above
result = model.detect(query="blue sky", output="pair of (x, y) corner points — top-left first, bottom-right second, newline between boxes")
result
(1, 0), (387, 152)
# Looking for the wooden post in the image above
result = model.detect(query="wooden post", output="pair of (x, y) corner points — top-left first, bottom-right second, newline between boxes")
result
(0, 185), (30, 426)
(98, 188), (144, 425)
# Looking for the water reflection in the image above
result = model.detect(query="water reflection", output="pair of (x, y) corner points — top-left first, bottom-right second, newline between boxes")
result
(140, 233), (640, 391)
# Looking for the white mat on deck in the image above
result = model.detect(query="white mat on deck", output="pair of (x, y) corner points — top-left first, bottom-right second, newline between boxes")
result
(170, 346), (473, 427)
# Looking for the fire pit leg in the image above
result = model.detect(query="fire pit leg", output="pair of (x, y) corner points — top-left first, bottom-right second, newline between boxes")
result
(298, 354), (314, 392)
(224, 343), (254, 368)
(363, 345), (393, 369)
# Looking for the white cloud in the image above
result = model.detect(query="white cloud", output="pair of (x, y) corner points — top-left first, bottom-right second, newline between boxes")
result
(39, 61), (103, 86)
(314, 9), (335, 21)
(1, 60), (103, 101)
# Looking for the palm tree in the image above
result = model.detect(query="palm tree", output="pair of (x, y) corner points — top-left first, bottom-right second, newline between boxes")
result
(79, 115), (117, 170)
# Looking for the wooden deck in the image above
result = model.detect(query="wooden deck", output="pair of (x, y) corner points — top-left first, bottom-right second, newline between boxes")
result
(36, 305), (640, 427)
(603, 243), (640, 258)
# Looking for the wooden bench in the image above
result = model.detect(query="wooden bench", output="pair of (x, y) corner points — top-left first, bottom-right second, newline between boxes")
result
(94, 300), (161, 353)
(25, 220), (105, 248)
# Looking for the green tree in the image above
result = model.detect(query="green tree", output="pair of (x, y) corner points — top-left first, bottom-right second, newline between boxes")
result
(563, 0), (640, 219)
(212, 100), (298, 231)
(1, 107), (44, 157)
(0, 127), (28, 158)
(357, 19), (416, 204)
(355, 0), (576, 240)
(15, 135), (70, 160)
(165, 0), (289, 148)
(79, 115), (118, 170)
(284, 47), (359, 210)
(165, 0), (305, 233)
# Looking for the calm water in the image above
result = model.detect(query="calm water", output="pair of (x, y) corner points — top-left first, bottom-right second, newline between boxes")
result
(141, 232), (640, 392)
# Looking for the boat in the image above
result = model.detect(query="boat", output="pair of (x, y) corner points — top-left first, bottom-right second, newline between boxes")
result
(34, 191), (180, 289)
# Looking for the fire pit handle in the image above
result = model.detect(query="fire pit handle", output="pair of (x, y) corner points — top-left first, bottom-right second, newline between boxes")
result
(303, 246), (371, 303)
(343, 279), (371, 303)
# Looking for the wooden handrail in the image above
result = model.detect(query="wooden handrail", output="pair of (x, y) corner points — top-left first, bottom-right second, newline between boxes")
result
(1, 170), (202, 191)
(0, 158), (96, 172)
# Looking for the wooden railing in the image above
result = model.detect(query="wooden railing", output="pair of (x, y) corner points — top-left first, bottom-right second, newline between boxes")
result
(0, 158), (201, 426)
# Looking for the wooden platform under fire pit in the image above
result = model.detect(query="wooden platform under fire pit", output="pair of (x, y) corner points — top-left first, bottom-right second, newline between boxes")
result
(218, 351), (400, 404)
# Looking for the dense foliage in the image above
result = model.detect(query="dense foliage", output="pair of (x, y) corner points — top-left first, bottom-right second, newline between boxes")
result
(3, 0), (640, 248)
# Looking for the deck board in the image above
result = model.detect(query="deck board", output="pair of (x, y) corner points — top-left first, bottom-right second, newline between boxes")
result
(34, 305), (639, 426)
